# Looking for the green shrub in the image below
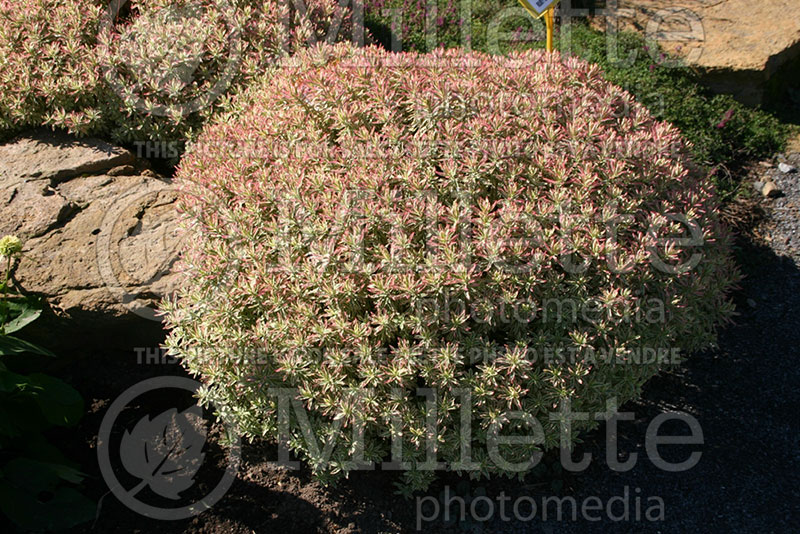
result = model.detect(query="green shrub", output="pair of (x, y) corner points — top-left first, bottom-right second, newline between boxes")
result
(163, 44), (738, 492)
(0, 0), (355, 150)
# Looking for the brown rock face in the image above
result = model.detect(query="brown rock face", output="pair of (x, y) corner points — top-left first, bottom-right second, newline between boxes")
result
(0, 131), (134, 185)
(1, 131), (180, 339)
(591, 0), (800, 105)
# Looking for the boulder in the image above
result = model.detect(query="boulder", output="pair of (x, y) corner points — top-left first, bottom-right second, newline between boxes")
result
(0, 131), (134, 186)
(0, 131), (180, 343)
(592, 0), (800, 106)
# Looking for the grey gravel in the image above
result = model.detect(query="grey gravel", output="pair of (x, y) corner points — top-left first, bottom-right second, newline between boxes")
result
(760, 152), (800, 260)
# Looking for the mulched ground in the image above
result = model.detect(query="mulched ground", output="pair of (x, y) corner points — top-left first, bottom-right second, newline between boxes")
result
(30, 151), (800, 534)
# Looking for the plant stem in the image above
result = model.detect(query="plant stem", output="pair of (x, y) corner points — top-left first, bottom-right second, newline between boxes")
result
(1, 256), (11, 334)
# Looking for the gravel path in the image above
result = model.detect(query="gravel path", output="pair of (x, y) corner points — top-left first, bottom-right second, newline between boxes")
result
(754, 152), (800, 260)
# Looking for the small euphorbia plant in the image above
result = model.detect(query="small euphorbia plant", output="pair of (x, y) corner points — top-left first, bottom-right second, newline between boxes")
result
(0, 234), (21, 256)
(163, 44), (738, 492)
(0, 234), (23, 334)
(0, 235), (22, 274)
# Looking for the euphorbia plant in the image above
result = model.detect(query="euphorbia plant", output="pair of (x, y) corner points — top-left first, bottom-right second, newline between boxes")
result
(163, 44), (738, 492)
(0, 0), (357, 153)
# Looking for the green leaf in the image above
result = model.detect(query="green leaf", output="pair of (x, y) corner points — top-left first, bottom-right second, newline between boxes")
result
(0, 383), (55, 437)
(3, 457), (85, 492)
(26, 373), (84, 427)
(0, 479), (95, 531)
(18, 435), (73, 467)
(0, 371), (83, 430)
(0, 334), (55, 357)
(0, 368), (30, 393)
(3, 301), (41, 334)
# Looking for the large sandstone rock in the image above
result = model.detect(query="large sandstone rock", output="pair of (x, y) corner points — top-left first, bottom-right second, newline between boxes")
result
(0, 131), (180, 336)
(0, 132), (134, 187)
(591, 0), (800, 105)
